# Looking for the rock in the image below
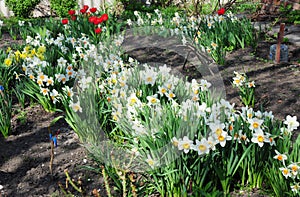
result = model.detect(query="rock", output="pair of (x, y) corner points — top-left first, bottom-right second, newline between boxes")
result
(32, 0), (54, 18)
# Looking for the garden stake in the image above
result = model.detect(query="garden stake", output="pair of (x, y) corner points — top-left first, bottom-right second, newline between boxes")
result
(275, 23), (285, 63)
(49, 126), (54, 175)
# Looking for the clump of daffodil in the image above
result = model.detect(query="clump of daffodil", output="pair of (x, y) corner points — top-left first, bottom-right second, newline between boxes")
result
(232, 71), (255, 107)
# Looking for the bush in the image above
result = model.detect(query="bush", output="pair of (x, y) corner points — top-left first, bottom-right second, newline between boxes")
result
(5, 0), (41, 18)
(50, 0), (77, 17)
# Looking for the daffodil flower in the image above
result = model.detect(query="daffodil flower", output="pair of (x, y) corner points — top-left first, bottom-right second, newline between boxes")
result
(273, 150), (287, 163)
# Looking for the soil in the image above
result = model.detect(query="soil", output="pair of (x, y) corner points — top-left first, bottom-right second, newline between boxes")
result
(0, 25), (300, 197)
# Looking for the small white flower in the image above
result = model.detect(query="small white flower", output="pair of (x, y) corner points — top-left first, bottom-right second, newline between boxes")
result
(192, 138), (210, 155)
(146, 94), (159, 106)
(273, 150), (287, 163)
(288, 163), (299, 176)
(171, 137), (180, 147)
(279, 167), (291, 179)
(215, 131), (232, 147)
(18, 20), (25, 26)
(248, 118), (264, 132)
(145, 154), (157, 169)
(251, 131), (266, 147)
(178, 136), (193, 153)
(40, 87), (49, 96)
(69, 100), (82, 113)
(291, 183), (300, 193)
(131, 147), (140, 156)
(284, 115), (299, 131)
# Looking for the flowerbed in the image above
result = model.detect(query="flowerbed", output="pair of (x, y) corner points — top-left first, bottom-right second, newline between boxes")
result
(0, 4), (299, 196)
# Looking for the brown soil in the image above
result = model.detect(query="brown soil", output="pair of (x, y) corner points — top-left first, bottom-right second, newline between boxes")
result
(0, 29), (300, 197)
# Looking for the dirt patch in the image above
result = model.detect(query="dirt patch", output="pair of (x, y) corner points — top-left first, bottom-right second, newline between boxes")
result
(0, 105), (104, 197)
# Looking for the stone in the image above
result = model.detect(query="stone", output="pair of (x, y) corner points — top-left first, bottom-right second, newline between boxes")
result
(32, 0), (53, 18)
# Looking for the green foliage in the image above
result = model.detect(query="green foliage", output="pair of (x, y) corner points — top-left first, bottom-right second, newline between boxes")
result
(279, 5), (300, 24)
(230, 0), (261, 14)
(0, 90), (12, 138)
(50, 0), (77, 17)
(5, 0), (41, 18)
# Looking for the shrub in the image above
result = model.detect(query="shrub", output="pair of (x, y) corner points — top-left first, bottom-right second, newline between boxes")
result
(5, 0), (41, 18)
(50, 0), (77, 17)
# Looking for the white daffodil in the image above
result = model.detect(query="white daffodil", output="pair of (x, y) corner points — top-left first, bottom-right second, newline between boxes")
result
(209, 122), (225, 138)
(146, 154), (157, 169)
(288, 163), (299, 177)
(273, 150), (287, 163)
(142, 68), (157, 86)
(46, 77), (54, 86)
(200, 79), (211, 91)
(171, 137), (180, 147)
(127, 93), (141, 107)
(279, 167), (291, 179)
(192, 138), (210, 155)
(40, 87), (49, 96)
(251, 131), (266, 147)
(178, 136), (193, 154)
(165, 91), (176, 101)
(215, 131), (232, 147)
(158, 85), (167, 97)
(62, 86), (74, 98)
(284, 115), (299, 131)
(69, 100), (82, 113)
(147, 94), (159, 106)
(50, 89), (59, 104)
(248, 118), (264, 132)
(291, 183), (300, 193)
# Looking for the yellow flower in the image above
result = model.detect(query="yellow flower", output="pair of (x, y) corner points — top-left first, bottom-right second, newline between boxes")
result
(24, 45), (31, 52)
(4, 58), (12, 67)
(6, 47), (11, 53)
(20, 53), (27, 59)
(14, 50), (21, 62)
(37, 45), (46, 54)
(30, 49), (36, 56)
(36, 53), (44, 60)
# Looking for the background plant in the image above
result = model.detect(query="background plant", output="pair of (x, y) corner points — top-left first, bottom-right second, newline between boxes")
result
(49, 0), (77, 17)
(0, 86), (12, 138)
(5, 0), (41, 18)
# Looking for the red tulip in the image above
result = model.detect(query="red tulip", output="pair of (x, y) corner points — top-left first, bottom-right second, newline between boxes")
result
(80, 8), (87, 14)
(89, 16), (97, 23)
(83, 5), (89, 11)
(71, 15), (77, 21)
(68, 10), (75, 15)
(217, 8), (225, 15)
(101, 13), (108, 22)
(94, 17), (103, 25)
(95, 27), (102, 34)
(61, 18), (68, 25)
(90, 7), (97, 13)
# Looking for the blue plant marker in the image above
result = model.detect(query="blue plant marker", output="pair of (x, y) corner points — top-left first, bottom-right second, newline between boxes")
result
(53, 137), (58, 147)
(49, 133), (58, 148)
(0, 85), (4, 91)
